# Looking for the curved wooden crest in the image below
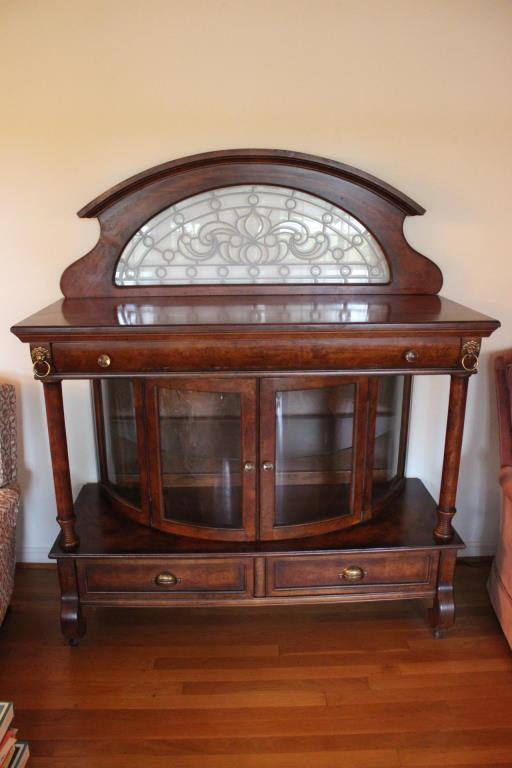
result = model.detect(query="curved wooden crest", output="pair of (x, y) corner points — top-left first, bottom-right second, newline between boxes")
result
(61, 149), (442, 297)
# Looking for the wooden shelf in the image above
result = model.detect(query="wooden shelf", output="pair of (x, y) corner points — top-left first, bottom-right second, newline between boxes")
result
(50, 478), (463, 559)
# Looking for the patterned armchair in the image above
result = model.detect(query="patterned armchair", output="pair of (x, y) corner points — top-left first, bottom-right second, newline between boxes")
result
(0, 384), (19, 625)
(488, 354), (512, 646)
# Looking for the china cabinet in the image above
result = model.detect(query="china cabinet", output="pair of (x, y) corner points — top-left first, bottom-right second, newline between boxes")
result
(11, 149), (499, 642)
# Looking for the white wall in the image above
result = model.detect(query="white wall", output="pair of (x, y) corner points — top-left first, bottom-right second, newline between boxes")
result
(1, 0), (510, 560)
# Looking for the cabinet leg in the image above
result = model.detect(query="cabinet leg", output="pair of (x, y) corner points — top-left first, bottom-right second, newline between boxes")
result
(57, 559), (86, 644)
(434, 375), (469, 542)
(43, 381), (79, 551)
(431, 550), (457, 637)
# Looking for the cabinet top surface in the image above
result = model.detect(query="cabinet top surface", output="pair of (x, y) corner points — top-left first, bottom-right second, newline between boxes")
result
(12, 294), (499, 340)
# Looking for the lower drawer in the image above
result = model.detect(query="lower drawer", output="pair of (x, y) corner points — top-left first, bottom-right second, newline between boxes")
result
(77, 557), (254, 601)
(266, 551), (438, 596)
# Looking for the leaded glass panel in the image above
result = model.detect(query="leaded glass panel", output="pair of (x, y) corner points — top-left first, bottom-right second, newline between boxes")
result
(115, 185), (389, 286)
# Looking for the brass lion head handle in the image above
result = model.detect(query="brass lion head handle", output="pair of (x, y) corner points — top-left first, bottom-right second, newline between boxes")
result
(31, 346), (52, 378)
(461, 339), (480, 373)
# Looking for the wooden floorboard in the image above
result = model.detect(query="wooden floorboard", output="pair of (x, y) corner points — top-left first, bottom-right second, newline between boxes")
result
(0, 561), (511, 767)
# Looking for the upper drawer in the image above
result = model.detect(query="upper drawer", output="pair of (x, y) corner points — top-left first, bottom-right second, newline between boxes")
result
(51, 334), (463, 374)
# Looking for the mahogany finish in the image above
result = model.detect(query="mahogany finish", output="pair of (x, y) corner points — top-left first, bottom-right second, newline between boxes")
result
(59, 149), (441, 299)
(10, 149), (500, 641)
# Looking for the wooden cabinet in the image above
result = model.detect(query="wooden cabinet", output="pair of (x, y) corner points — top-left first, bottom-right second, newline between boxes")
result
(11, 149), (499, 642)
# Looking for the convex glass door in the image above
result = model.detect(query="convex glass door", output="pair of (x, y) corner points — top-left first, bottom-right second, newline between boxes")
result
(97, 375), (409, 542)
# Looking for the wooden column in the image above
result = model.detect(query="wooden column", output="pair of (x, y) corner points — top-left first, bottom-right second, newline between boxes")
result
(43, 381), (79, 551)
(434, 374), (469, 541)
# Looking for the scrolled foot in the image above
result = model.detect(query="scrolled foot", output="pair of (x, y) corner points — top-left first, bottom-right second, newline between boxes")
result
(431, 550), (457, 636)
(61, 598), (86, 644)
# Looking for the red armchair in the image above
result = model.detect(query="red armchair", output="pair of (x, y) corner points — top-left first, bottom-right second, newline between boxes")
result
(488, 354), (512, 646)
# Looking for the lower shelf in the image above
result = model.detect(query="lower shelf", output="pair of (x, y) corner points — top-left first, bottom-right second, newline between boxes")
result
(50, 479), (463, 640)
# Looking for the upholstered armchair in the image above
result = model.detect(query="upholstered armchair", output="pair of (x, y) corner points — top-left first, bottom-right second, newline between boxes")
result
(488, 354), (512, 646)
(0, 384), (19, 625)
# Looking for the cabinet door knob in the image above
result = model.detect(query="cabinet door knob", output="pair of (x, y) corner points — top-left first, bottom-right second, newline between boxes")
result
(97, 354), (111, 368)
(155, 572), (181, 586)
(243, 461), (255, 472)
(404, 349), (418, 363)
(262, 461), (274, 471)
(339, 565), (366, 581)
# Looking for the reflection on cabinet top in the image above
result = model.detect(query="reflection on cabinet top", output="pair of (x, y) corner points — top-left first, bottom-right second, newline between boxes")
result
(12, 294), (499, 342)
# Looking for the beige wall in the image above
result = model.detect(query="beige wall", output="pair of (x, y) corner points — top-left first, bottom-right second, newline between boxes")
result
(1, 0), (510, 559)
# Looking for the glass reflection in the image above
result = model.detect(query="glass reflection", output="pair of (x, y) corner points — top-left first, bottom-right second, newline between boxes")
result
(158, 388), (242, 529)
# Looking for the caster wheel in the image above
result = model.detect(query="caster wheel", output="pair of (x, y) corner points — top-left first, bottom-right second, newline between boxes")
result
(433, 628), (443, 640)
(67, 638), (79, 647)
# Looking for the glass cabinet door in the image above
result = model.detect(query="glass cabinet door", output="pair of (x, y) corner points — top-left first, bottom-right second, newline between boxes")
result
(146, 378), (257, 541)
(259, 377), (365, 540)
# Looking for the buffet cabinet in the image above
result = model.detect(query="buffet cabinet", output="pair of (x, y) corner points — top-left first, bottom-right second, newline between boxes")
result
(12, 149), (499, 642)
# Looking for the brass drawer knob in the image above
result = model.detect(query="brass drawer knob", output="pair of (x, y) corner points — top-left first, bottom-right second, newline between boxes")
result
(262, 461), (274, 471)
(97, 354), (111, 368)
(339, 565), (366, 581)
(404, 349), (418, 363)
(155, 572), (181, 587)
(243, 461), (255, 472)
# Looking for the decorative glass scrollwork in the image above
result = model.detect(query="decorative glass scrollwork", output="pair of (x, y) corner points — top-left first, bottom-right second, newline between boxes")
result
(115, 185), (389, 286)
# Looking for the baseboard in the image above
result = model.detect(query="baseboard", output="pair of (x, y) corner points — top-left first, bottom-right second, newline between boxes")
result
(16, 546), (52, 564)
(461, 542), (496, 558)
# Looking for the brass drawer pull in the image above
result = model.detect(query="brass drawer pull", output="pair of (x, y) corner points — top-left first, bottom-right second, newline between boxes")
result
(262, 461), (274, 471)
(339, 565), (366, 581)
(404, 349), (418, 363)
(155, 572), (181, 587)
(243, 461), (255, 472)
(97, 354), (111, 368)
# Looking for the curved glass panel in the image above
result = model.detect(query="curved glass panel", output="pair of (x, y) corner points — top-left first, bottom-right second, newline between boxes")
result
(101, 380), (140, 506)
(115, 185), (389, 286)
(372, 376), (405, 503)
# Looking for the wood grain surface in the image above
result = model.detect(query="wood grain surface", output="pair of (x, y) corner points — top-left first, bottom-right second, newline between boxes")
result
(0, 561), (510, 767)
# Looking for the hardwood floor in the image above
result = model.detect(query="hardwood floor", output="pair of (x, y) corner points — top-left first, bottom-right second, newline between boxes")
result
(0, 560), (511, 767)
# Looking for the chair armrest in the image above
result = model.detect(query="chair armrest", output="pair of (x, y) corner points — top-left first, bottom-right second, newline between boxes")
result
(499, 466), (512, 503)
(0, 385), (17, 487)
(0, 482), (20, 529)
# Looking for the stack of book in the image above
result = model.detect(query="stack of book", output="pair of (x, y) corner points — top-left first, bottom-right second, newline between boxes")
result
(0, 703), (29, 768)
